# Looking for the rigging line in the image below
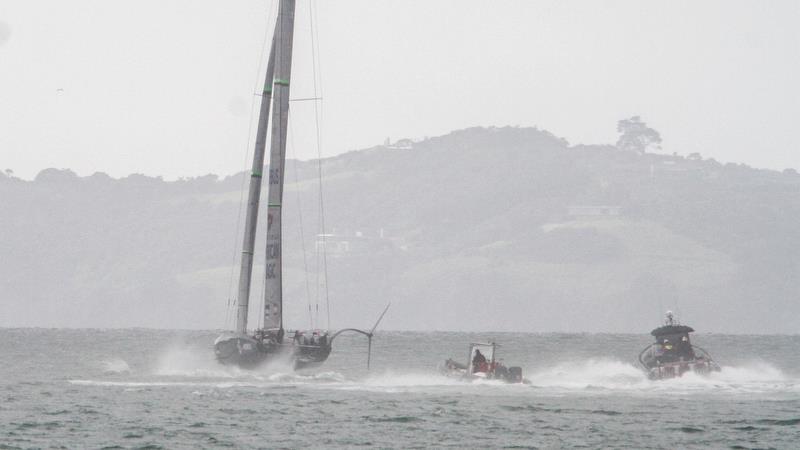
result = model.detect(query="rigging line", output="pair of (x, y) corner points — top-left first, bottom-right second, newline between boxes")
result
(309, 0), (331, 330)
(288, 117), (316, 330)
(225, 0), (277, 330)
(312, 0), (326, 330)
(310, 0), (324, 93)
(315, 219), (321, 328)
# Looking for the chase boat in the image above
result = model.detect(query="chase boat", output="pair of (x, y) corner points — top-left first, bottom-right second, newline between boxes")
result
(638, 312), (720, 380)
(441, 342), (528, 384)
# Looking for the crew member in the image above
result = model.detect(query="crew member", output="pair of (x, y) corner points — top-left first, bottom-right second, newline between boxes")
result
(472, 349), (487, 373)
(677, 335), (695, 360)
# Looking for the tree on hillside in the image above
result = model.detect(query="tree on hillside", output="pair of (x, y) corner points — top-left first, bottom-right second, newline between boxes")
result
(616, 116), (662, 154)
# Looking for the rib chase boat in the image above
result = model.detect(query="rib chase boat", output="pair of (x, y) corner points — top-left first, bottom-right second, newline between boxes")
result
(638, 312), (720, 380)
(441, 342), (527, 384)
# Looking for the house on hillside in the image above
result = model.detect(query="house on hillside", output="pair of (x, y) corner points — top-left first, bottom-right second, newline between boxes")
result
(315, 234), (349, 256)
(315, 228), (397, 257)
(387, 138), (414, 150)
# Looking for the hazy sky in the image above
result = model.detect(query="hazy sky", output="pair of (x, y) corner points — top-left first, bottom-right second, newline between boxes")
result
(1, 0), (798, 179)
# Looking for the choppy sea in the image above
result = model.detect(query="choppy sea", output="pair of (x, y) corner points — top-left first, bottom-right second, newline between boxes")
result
(1, 329), (799, 449)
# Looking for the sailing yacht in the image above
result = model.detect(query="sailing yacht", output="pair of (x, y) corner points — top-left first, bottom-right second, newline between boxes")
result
(214, 0), (382, 369)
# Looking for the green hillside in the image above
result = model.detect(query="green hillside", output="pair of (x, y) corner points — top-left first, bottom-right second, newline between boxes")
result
(2, 126), (798, 332)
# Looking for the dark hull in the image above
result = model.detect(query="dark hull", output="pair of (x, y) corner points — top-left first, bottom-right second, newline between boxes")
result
(214, 334), (331, 370)
(293, 343), (332, 370)
(643, 359), (721, 380)
(639, 342), (721, 380)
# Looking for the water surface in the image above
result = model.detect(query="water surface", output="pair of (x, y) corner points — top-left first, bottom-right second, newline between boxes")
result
(1, 329), (798, 448)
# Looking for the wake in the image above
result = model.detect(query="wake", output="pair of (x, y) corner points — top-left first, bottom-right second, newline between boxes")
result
(151, 344), (347, 384)
(71, 344), (346, 388)
(524, 358), (798, 394)
(100, 357), (131, 374)
(74, 346), (800, 396)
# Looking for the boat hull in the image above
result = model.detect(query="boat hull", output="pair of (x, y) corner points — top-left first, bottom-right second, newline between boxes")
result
(214, 333), (331, 370)
(644, 359), (721, 381)
(639, 342), (721, 380)
(293, 344), (332, 369)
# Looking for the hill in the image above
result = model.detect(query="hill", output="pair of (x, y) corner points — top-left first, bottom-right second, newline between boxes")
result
(2, 126), (799, 332)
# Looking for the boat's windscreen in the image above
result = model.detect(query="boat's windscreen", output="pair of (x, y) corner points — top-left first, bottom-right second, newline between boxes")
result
(656, 333), (690, 345)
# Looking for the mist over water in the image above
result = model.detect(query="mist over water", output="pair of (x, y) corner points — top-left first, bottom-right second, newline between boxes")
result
(2, 329), (799, 448)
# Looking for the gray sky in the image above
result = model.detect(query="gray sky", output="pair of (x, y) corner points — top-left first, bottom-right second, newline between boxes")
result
(1, 0), (798, 179)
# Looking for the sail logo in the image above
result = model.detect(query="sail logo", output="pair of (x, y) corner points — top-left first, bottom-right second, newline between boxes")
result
(269, 169), (281, 184)
(265, 263), (277, 279)
(266, 244), (280, 259)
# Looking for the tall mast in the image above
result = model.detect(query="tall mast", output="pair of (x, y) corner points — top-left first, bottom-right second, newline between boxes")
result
(234, 32), (278, 335)
(263, 0), (296, 335)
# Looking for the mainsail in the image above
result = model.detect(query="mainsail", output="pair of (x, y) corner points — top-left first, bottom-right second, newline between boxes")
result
(234, 31), (278, 335)
(263, 0), (296, 334)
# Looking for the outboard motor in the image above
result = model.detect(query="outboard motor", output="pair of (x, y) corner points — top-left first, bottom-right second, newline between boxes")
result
(493, 365), (509, 380)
